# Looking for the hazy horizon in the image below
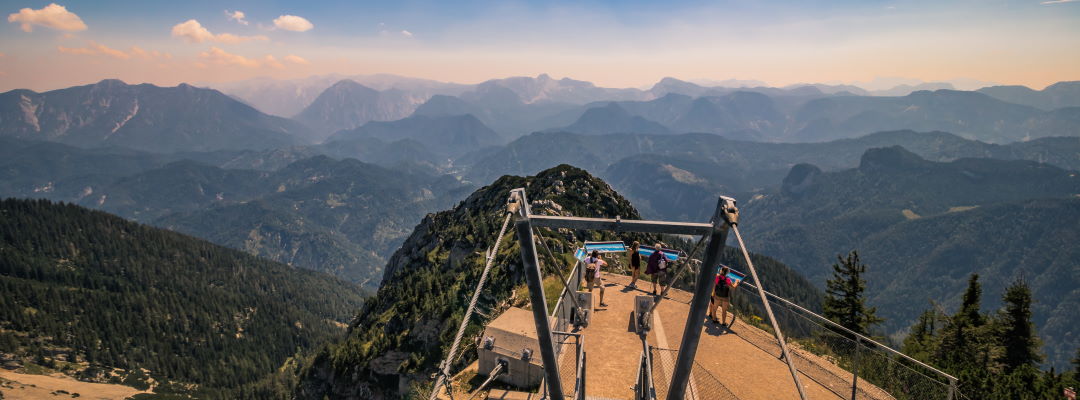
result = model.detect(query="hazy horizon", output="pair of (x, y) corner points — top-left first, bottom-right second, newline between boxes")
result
(0, 71), (1042, 94)
(2, 0), (1079, 93)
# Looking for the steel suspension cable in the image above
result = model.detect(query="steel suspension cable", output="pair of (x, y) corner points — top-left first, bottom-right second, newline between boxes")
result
(532, 226), (583, 312)
(429, 212), (514, 400)
(466, 362), (506, 400)
(730, 225), (808, 400)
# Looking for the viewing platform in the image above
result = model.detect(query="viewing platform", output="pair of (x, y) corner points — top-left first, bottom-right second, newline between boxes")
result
(550, 272), (889, 400)
(448, 189), (953, 400)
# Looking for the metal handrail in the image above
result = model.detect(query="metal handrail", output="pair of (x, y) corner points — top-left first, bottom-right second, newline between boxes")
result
(550, 260), (581, 320)
(576, 335), (586, 400)
(642, 342), (656, 400)
(738, 280), (958, 382)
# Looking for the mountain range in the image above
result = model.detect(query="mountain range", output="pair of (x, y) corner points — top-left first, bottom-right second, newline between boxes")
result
(978, 81), (1080, 110)
(459, 130), (1080, 210)
(553, 89), (1080, 143)
(326, 114), (503, 158)
(0, 79), (312, 152)
(213, 74), (1022, 120)
(6, 77), (1079, 158)
(2, 74), (1080, 375)
(205, 73), (471, 117)
(294, 79), (429, 141)
(0, 138), (472, 288)
(739, 146), (1080, 367)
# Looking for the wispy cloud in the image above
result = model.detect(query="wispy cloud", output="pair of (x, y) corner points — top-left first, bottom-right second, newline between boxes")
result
(273, 15), (313, 32)
(128, 46), (171, 60)
(58, 41), (128, 59)
(377, 23), (414, 38)
(225, 10), (248, 25)
(1040, 0), (1078, 4)
(7, 3), (87, 32)
(283, 54), (309, 65)
(57, 41), (170, 60)
(198, 47), (284, 68)
(171, 19), (267, 43)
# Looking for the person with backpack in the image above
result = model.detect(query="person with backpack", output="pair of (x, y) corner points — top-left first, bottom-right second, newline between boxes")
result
(628, 241), (642, 289)
(645, 242), (668, 295)
(710, 266), (735, 328)
(584, 250), (609, 308)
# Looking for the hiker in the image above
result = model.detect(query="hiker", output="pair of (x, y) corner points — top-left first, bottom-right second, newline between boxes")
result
(584, 250), (609, 308)
(710, 266), (735, 327)
(628, 241), (642, 289)
(645, 242), (667, 295)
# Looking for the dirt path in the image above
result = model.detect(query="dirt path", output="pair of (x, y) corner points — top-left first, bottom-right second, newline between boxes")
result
(0, 369), (148, 400)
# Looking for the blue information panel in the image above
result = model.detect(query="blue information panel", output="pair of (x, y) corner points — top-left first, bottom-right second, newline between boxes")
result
(638, 245), (680, 261)
(725, 270), (746, 285)
(584, 241), (627, 253)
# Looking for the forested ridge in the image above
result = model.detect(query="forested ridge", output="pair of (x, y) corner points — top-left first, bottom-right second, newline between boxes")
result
(0, 198), (367, 396)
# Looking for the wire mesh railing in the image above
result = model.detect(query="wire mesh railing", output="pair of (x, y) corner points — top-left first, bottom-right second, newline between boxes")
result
(542, 259), (586, 399)
(731, 281), (957, 400)
(551, 257), (584, 331)
(552, 332), (582, 399)
(649, 347), (739, 400)
(652, 258), (957, 400)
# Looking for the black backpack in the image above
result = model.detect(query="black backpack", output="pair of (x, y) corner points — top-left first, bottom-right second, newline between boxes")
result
(715, 277), (731, 297)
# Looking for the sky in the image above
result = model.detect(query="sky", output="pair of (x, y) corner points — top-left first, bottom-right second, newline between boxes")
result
(0, 0), (1078, 92)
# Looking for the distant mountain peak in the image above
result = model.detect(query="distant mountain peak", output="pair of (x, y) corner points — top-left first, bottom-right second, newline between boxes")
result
(294, 79), (419, 139)
(858, 146), (931, 171)
(325, 79), (378, 94)
(326, 113), (501, 157)
(781, 163), (823, 196)
(601, 101), (627, 113)
(94, 78), (128, 87)
(558, 102), (670, 135)
(651, 77), (700, 91)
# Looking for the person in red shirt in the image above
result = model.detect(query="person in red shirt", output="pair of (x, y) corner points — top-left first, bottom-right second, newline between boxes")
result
(710, 266), (735, 328)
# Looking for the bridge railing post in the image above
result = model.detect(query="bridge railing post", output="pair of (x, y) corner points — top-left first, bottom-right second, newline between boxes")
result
(509, 188), (565, 400)
(666, 197), (732, 400)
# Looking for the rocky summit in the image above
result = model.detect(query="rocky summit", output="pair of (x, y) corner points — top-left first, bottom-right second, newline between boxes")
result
(295, 165), (648, 399)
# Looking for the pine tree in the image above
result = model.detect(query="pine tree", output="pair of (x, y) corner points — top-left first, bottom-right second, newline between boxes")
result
(934, 274), (988, 372)
(996, 279), (1042, 373)
(823, 250), (883, 335)
(958, 273), (985, 327)
(1072, 348), (1080, 384)
(902, 307), (941, 361)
